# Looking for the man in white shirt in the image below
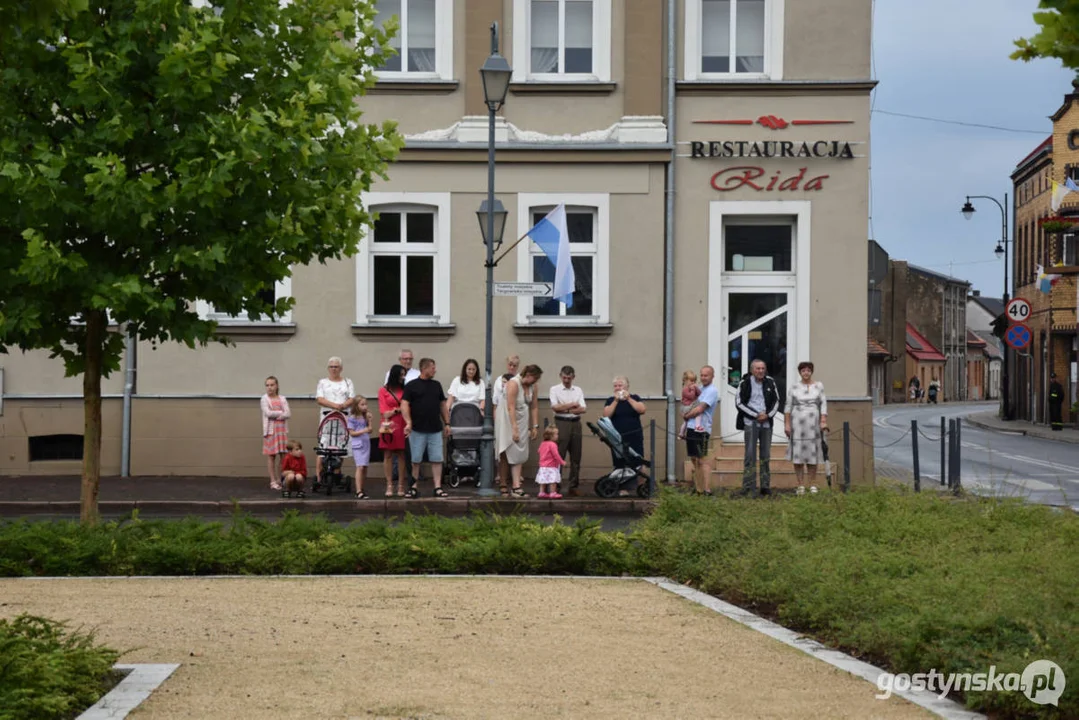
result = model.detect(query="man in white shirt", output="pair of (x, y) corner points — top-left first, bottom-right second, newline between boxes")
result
(385, 348), (421, 386)
(549, 365), (587, 495)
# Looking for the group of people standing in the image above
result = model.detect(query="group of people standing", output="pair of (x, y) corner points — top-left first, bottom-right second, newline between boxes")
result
(679, 359), (828, 497)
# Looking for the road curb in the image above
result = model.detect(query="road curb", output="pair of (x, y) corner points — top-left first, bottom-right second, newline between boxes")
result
(963, 415), (1028, 436)
(0, 498), (652, 517)
(965, 414), (1079, 445)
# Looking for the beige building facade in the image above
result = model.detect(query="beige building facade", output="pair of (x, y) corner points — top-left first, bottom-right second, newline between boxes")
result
(0, 0), (875, 483)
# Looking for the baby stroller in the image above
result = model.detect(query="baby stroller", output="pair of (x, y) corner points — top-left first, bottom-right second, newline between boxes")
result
(586, 418), (652, 499)
(312, 410), (351, 496)
(445, 402), (483, 488)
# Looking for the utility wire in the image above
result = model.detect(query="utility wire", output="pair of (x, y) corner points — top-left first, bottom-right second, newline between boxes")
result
(872, 109), (1047, 135)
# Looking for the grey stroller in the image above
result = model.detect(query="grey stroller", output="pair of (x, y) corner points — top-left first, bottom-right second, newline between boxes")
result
(445, 402), (483, 488)
(586, 418), (652, 498)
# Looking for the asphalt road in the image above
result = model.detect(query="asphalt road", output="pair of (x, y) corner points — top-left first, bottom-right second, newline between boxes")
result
(874, 402), (1079, 510)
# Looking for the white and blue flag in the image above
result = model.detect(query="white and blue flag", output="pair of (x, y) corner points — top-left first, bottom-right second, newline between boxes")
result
(526, 203), (576, 307)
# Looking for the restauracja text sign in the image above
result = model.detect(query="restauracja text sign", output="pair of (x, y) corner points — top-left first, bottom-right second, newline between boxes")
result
(690, 139), (856, 160)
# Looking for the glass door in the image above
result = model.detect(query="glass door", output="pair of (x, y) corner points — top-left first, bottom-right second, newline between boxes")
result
(720, 288), (792, 442)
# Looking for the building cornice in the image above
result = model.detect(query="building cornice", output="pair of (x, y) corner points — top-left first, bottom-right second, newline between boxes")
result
(402, 115), (670, 152)
(676, 79), (877, 96)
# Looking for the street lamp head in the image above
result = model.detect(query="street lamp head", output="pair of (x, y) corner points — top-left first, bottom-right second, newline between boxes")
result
(961, 200), (975, 220)
(480, 23), (512, 111)
(477, 198), (508, 247)
(995, 242), (1005, 258)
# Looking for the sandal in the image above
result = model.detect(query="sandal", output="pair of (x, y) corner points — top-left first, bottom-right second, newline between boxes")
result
(510, 487), (527, 498)
(296, 491), (305, 498)
(404, 486), (419, 499)
(355, 492), (368, 500)
(270, 483), (282, 491)
(433, 487), (448, 498)
(499, 485), (510, 498)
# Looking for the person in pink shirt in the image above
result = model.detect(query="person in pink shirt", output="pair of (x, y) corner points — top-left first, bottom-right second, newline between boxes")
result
(535, 426), (566, 499)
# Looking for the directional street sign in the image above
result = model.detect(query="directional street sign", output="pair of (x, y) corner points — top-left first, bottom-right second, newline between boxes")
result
(1006, 297), (1032, 324)
(1005, 323), (1032, 350)
(492, 282), (554, 297)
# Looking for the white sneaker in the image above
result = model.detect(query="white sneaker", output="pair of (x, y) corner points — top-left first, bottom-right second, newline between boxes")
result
(795, 486), (806, 495)
(809, 486), (819, 494)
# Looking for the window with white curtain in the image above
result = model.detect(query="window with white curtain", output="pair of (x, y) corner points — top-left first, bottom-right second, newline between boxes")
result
(513, 0), (611, 82)
(687, 0), (781, 80)
(515, 194), (610, 325)
(373, 0), (453, 79)
(195, 277), (293, 324)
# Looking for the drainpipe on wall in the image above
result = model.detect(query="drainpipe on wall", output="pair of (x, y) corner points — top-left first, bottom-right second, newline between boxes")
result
(663, 0), (677, 483)
(120, 325), (136, 477)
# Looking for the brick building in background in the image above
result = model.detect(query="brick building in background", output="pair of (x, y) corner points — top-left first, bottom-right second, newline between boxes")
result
(1011, 82), (1079, 426)
(868, 241), (969, 403)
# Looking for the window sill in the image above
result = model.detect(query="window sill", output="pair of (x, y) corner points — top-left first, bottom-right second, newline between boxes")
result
(370, 80), (460, 95)
(512, 323), (614, 343)
(212, 323), (297, 342)
(509, 81), (617, 96)
(351, 324), (457, 341)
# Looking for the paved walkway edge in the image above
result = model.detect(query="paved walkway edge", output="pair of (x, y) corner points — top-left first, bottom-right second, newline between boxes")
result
(645, 578), (986, 720)
(965, 413), (1079, 445)
(0, 498), (650, 516)
(77, 663), (179, 720)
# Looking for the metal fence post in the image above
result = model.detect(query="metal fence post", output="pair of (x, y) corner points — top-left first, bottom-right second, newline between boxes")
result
(649, 419), (656, 497)
(954, 420), (962, 493)
(940, 416), (946, 486)
(842, 421), (851, 492)
(911, 419), (920, 492)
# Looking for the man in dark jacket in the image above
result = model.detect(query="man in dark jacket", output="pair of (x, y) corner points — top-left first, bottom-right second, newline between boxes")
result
(1049, 372), (1065, 431)
(735, 359), (783, 496)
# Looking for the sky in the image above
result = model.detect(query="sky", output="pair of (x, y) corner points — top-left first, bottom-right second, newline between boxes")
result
(871, 0), (1073, 299)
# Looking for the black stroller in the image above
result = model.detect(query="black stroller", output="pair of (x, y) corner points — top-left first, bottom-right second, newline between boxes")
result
(312, 410), (352, 496)
(586, 418), (652, 499)
(445, 402), (483, 488)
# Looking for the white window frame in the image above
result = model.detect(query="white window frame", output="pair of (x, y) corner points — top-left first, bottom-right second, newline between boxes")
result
(356, 192), (452, 326)
(515, 193), (609, 325)
(511, 0), (611, 83)
(195, 276), (293, 324)
(373, 0), (454, 81)
(684, 0), (784, 81)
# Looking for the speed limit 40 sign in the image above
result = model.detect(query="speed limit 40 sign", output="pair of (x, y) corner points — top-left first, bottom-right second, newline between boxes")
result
(1006, 297), (1032, 324)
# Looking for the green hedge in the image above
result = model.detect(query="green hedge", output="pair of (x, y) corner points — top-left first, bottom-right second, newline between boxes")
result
(0, 615), (120, 720)
(0, 511), (636, 577)
(634, 489), (1079, 719)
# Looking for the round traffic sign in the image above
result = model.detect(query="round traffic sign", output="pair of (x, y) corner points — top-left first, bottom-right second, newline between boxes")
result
(1006, 297), (1032, 323)
(1005, 323), (1032, 350)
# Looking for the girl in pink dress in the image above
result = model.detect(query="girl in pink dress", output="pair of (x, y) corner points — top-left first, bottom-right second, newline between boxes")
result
(535, 426), (566, 499)
(260, 376), (291, 490)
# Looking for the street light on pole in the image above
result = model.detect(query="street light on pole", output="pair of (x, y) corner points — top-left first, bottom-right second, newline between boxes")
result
(476, 22), (512, 496)
(961, 194), (1011, 420)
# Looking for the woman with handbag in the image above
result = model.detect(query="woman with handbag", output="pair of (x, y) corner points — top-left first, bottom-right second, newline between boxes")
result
(378, 364), (409, 497)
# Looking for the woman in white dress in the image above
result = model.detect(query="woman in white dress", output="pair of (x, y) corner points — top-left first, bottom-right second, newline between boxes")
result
(494, 364), (543, 498)
(447, 358), (486, 411)
(783, 361), (828, 494)
(315, 356), (355, 480)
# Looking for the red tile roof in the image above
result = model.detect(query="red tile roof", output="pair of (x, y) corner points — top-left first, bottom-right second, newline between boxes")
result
(867, 337), (891, 357)
(906, 323), (946, 362)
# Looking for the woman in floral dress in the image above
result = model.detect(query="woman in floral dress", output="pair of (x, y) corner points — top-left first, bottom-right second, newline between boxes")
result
(783, 362), (828, 494)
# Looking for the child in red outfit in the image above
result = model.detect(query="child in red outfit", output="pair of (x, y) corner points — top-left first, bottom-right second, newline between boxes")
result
(280, 440), (308, 498)
(535, 426), (565, 499)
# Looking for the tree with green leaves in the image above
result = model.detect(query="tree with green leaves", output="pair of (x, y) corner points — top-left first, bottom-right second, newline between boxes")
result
(0, 0), (402, 524)
(1013, 0), (1079, 69)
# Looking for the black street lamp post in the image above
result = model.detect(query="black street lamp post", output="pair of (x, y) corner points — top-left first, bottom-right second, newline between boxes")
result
(476, 23), (512, 495)
(962, 194), (1011, 420)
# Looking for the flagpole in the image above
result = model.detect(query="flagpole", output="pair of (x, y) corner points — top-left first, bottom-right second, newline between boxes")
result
(492, 229), (533, 266)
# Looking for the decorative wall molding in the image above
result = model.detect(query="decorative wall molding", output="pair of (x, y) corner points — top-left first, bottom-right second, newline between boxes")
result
(405, 115), (667, 145)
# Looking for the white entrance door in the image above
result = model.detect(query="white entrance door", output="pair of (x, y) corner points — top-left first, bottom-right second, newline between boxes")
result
(719, 284), (794, 443)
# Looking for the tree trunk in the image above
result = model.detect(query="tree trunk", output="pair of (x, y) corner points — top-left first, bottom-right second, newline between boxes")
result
(80, 310), (105, 526)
